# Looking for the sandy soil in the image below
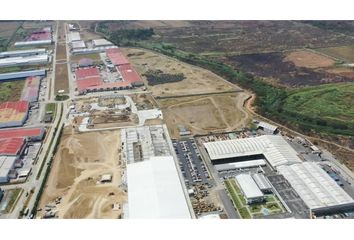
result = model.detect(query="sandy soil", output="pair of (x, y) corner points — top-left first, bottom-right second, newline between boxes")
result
(39, 128), (126, 219)
(284, 50), (335, 68)
(121, 47), (238, 97)
(159, 92), (251, 138)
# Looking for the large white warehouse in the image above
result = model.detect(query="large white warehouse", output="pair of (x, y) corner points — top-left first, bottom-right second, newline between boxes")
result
(126, 156), (191, 219)
(0, 69), (46, 81)
(0, 48), (46, 58)
(235, 174), (264, 204)
(204, 135), (302, 168)
(277, 162), (354, 210)
(0, 55), (49, 67)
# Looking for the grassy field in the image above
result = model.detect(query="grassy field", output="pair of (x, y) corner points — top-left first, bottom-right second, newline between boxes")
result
(317, 45), (354, 62)
(0, 80), (25, 103)
(5, 188), (23, 213)
(284, 83), (354, 123)
(224, 179), (251, 219)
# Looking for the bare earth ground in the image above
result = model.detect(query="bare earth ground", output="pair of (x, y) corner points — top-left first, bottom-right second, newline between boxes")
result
(56, 44), (67, 61)
(39, 128), (126, 219)
(158, 92), (251, 138)
(121, 47), (239, 96)
(54, 63), (69, 93)
(284, 50), (335, 68)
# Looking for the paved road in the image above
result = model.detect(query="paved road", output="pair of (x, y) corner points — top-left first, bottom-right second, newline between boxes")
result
(218, 189), (240, 219)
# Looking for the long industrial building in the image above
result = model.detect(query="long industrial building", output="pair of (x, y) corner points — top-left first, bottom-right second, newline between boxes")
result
(14, 39), (52, 47)
(0, 127), (45, 141)
(0, 69), (46, 81)
(0, 156), (17, 183)
(0, 101), (29, 128)
(204, 135), (302, 168)
(214, 159), (266, 171)
(126, 156), (191, 219)
(277, 162), (354, 210)
(0, 48), (46, 58)
(0, 54), (49, 68)
(21, 76), (41, 103)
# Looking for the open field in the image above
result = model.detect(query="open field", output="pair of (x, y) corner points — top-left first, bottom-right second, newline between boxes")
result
(54, 63), (69, 94)
(39, 128), (126, 219)
(220, 52), (353, 87)
(70, 53), (101, 64)
(56, 44), (67, 60)
(130, 93), (157, 110)
(0, 80), (25, 103)
(158, 92), (250, 138)
(121, 47), (238, 96)
(284, 50), (336, 68)
(316, 45), (354, 62)
(284, 83), (354, 123)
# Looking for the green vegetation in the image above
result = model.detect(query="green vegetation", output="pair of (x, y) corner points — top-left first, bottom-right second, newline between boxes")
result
(5, 188), (23, 213)
(143, 69), (185, 85)
(55, 94), (69, 101)
(224, 180), (251, 219)
(0, 80), (25, 103)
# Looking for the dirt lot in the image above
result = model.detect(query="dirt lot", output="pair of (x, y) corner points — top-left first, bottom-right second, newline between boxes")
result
(0, 21), (21, 38)
(39, 128), (126, 219)
(284, 50), (335, 68)
(220, 52), (353, 87)
(122, 47), (238, 96)
(130, 93), (157, 110)
(158, 92), (251, 138)
(90, 111), (138, 129)
(56, 44), (67, 61)
(54, 63), (69, 93)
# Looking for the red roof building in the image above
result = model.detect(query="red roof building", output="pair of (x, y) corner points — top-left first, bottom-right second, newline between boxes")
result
(75, 67), (100, 80)
(0, 127), (45, 141)
(106, 48), (130, 66)
(117, 64), (144, 85)
(0, 138), (26, 156)
(0, 101), (30, 128)
(77, 76), (102, 92)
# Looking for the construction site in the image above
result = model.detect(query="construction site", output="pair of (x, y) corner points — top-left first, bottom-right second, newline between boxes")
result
(38, 128), (126, 219)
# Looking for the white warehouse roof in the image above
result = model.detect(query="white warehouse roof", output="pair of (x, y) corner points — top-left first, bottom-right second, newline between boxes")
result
(0, 55), (49, 67)
(14, 40), (52, 47)
(0, 69), (46, 81)
(277, 162), (354, 209)
(215, 159), (266, 171)
(69, 32), (81, 42)
(257, 121), (278, 133)
(204, 135), (302, 168)
(71, 40), (86, 49)
(126, 156), (191, 219)
(235, 174), (264, 200)
(0, 48), (46, 58)
(252, 173), (272, 191)
(92, 39), (113, 47)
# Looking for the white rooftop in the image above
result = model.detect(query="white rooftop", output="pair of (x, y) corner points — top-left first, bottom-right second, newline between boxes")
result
(257, 121), (278, 132)
(235, 174), (264, 200)
(204, 135), (302, 168)
(69, 32), (81, 42)
(0, 48), (46, 57)
(92, 39), (113, 47)
(277, 162), (354, 210)
(127, 156), (191, 219)
(71, 40), (86, 49)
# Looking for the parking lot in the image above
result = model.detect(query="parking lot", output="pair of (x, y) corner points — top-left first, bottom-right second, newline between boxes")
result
(267, 174), (310, 219)
(172, 138), (211, 187)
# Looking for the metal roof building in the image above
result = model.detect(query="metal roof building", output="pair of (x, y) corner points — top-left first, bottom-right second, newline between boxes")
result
(0, 69), (46, 81)
(106, 48), (130, 66)
(214, 159), (266, 171)
(277, 162), (354, 210)
(92, 39), (113, 48)
(252, 173), (273, 193)
(69, 32), (81, 42)
(0, 137), (26, 156)
(0, 101), (29, 128)
(203, 135), (302, 168)
(0, 48), (46, 58)
(21, 76), (41, 103)
(14, 39), (52, 47)
(126, 156), (191, 219)
(0, 55), (49, 67)
(71, 40), (86, 50)
(0, 156), (17, 183)
(71, 46), (118, 55)
(256, 121), (278, 134)
(0, 127), (45, 141)
(235, 174), (264, 204)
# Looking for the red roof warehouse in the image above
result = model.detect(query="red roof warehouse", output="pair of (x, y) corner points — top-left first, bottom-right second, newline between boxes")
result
(0, 137), (26, 156)
(117, 64), (144, 86)
(0, 127), (45, 141)
(76, 76), (102, 92)
(106, 48), (130, 66)
(75, 67), (100, 80)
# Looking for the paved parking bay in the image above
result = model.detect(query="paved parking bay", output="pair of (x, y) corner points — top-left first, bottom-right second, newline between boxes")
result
(173, 139), (211, 187)
(218, 189), (240, 219)
(267, 174), (310, 219)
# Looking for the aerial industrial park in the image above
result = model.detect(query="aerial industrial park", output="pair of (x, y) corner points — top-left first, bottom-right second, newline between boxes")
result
(0, 20), (354, 220)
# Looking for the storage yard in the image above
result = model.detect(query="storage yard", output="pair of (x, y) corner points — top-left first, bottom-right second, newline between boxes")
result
(39, 128), (126, 219)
